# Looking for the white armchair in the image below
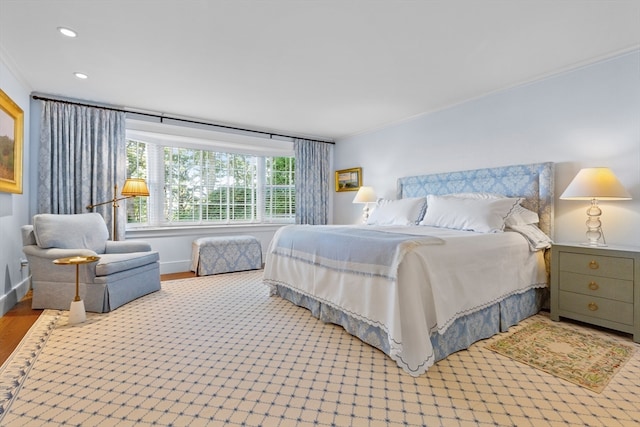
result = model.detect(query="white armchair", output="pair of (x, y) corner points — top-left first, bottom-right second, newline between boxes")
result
(22, 213), (161, 312)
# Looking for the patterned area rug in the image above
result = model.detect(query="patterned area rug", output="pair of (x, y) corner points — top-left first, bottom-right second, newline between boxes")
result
(487, 321), (635, 393)
(2, 271), (640, 426)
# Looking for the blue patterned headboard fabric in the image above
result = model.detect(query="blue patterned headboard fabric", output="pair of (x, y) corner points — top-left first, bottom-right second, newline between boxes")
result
(397, 162), (555, 238)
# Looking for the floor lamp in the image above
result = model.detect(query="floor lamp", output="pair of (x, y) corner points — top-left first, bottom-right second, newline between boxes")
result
(86, 178), (150, 240)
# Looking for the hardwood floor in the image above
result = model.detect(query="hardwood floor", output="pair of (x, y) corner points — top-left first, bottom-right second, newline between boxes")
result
(160, 271), (197, 281)
(0, 272), (196, 366)
(0, 291), (43, 366)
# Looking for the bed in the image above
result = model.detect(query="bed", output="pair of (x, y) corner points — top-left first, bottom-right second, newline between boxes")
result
(263, 162), (554, 376)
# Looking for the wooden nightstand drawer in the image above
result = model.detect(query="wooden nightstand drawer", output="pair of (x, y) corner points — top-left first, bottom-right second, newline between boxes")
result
(558, 291), (634, 326)
(558, 271), (633, 301)
(559, 252), (633, 280)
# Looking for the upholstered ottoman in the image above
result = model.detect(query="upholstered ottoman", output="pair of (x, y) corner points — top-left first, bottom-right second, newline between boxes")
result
(191, 235), (262, 276)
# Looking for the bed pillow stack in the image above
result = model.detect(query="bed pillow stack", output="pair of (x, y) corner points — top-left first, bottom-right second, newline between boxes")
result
(364, 192), (540, 233)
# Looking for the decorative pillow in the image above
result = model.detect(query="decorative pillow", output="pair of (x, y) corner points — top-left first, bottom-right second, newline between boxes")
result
(419, 195), (522, 233)
(444, 192), (539, 226)
(504, 204), (539, 227)
(366, 197), (427, 226)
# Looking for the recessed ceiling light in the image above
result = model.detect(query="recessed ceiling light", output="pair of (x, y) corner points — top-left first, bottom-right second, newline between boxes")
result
(74, 72), (88, 80)
(58, 27), (77, 38)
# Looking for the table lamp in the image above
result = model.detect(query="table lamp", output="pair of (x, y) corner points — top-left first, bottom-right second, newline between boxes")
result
(87, 178), (150, 240)
(353, 186), (377, 223)
(560, 167), (631, 246)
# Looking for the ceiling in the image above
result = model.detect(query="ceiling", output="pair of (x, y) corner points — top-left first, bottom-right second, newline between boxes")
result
(1, 1), (639, 141)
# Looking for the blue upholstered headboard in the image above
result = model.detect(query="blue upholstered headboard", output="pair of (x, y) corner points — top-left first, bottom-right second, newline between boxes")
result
(397, 162), (555, 238)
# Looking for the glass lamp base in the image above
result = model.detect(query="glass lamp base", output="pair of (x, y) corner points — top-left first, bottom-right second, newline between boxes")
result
(583, 200), (606, 247)
(362, 205), (371, 224)
(580, 241), (607, 247)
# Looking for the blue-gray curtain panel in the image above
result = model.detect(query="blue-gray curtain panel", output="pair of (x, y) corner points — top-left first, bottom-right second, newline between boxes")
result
(39, 100), (126, 240)
(294, 138), (331, 225)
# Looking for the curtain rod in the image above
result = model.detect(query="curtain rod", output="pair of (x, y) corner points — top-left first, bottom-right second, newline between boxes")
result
(31, 95), (335, 145)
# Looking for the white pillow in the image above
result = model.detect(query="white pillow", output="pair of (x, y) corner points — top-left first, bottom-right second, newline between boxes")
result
(504, 204), (539, 227)
(366, 197), (427, 226)
(443, 192), (539, 226)
(420, 195), (522, 233)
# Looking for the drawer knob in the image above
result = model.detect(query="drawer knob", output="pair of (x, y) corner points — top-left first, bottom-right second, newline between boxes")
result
(588, 281), (599, 291)
(588, 302), (599, 311)
(588, 260), (599, 270)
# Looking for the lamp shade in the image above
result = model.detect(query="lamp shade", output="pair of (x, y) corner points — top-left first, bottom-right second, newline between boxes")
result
(121, 178), (150, 197)
(560, 168), (631, 200)
(352, 186), (377, 203)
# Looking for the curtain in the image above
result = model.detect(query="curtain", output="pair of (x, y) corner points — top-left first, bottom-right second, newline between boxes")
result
(294, 138), (331, 224)
(39, 101), (127, 239)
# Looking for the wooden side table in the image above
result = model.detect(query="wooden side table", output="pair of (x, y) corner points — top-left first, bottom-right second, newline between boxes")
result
(550, 243), (640, 343)
(53, 255), (100, 324)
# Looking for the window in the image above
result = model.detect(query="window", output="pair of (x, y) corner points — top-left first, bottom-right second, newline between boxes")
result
(125, 137), (295, 227)
(265, 156), (295, 221)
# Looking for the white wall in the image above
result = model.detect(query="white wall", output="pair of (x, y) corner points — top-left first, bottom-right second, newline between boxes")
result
(334, 51), (640, 248)
(0, 57), (32, 316)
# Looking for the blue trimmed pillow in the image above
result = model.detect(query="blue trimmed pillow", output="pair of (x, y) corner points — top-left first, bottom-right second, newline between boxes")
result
(420, 195), (522, 233)
(367, 197), (427, 226)
(439, 192), (539, 227)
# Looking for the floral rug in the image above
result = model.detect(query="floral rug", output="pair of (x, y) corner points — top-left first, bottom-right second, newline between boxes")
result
(487, 321), (635, 393)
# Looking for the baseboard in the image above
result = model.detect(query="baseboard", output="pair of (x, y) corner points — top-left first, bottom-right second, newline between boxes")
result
(159, 260), (192, 275)
(0, 276), (31, 317)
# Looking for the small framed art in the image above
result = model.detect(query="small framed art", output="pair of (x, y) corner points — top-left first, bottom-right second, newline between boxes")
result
(335, 167), (362, 192)
(0, 89), (24, 194)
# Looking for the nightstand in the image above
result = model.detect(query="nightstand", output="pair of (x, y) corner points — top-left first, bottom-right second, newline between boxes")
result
(550, 243), (640, 343)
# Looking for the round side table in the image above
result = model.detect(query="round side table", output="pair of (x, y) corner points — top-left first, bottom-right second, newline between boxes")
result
(53, 255), (100, 324)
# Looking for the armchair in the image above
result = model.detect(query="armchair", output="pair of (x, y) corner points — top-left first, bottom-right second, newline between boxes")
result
(22, 213), (161, 312)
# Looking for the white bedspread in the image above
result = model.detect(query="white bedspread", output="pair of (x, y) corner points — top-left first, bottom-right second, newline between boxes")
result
(263, 225), (547, 376)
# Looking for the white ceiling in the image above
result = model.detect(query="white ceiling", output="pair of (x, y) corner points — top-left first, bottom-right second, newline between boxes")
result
(1, 1), (639, 140)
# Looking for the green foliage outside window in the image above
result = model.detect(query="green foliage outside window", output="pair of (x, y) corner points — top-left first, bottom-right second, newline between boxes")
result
(126, 139), (295, 225)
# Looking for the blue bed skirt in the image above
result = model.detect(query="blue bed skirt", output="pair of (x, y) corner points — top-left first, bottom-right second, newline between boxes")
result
(271, 285), (548, 364)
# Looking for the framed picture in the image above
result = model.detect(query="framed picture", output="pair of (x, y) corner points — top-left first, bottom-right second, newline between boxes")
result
(335, 167), (362, 192)
(0, 89), (24, 194)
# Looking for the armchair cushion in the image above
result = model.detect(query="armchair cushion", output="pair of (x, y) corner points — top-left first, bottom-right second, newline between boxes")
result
(105, 240), (152, 253)
(22, 245), (97, 261)
(33, 213), (109, 254)
(96, 252), (160, 276)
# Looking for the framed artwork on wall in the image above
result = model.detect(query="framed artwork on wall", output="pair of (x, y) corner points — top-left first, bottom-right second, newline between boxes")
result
(335, 167), (362, 192)
(0, 89), (24, 194)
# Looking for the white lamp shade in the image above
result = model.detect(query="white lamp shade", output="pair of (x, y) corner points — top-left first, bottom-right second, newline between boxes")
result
(560, 168), (631, 200)
(352, 186), (377, 203)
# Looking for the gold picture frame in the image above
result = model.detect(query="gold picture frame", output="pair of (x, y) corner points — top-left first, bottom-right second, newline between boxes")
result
(0, 89), (24, 194)
(335, 167), (362, 192)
